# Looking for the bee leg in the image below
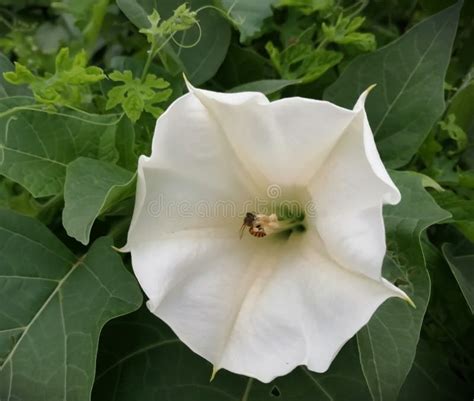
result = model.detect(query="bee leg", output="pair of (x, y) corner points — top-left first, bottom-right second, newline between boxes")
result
(239, 223), (247, 239)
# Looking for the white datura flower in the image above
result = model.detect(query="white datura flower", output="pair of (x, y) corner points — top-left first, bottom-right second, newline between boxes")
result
(124, 80), (413, 383)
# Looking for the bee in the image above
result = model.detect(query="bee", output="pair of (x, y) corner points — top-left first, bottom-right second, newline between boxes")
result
(239, 212), (266, 239)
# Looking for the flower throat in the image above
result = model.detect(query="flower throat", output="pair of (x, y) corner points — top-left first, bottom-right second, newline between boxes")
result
(239, 205), (306, 239)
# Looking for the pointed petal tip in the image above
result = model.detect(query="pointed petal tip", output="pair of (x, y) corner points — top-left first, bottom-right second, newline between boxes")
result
(182, 73), (194, 93)
(359, 83), (377, 102)
(113, 244), (129, 253)
(353, 84), (377, 111)
(365, 83), (377, 93)
(210, 366), (220, 382)
(404, 294), (416, 309)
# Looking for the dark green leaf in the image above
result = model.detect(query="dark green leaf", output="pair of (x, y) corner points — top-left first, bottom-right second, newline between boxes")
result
(432, 190), (474, 242)
(324, 2), (461, 168)
(398, 340), (472, 401)
(214, 44), (268, 88)
(0, 209), (142, 401)
(0, 98), (121, 197)
(448, 78), (474, 169)
(357, 171), (450, 401)
(63, 157), (135, 245)
(443, 238), (474, 314)
(448, 79), (474, 134)
(93, 306), (371, 401)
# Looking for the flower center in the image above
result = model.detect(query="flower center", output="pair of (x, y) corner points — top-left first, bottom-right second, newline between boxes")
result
(240, 209), (306, 239)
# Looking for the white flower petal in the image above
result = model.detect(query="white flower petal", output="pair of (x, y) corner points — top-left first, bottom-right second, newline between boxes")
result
(186, 82), (357, 186)
(125, 93), (260, 250)
(131, 229), (404, 383)
(309, 89), (401, 280)
(126, 85), (408, 382)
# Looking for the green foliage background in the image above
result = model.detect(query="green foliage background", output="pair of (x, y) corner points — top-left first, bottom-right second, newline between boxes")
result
(0, 0), (473, 400)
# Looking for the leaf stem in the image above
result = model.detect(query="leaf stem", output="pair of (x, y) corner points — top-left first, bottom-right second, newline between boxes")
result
(141, 42), (156, 82)
(140, 34), (176, 81)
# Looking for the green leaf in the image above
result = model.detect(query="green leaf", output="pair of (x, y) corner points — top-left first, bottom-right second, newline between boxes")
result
(448, 77), (474, 135)
(443, 238), (474, 314)
(3, 48), (105, 107)
(398, 340), (472, 401)
(438, 113), (467, 155)
(52, 0), (99, 26)
(115, 0), (157, 28)
(0, 178), (43, 218)
(0, 209), (142, 401)
(276, 0), (334, 14)
(324, 2), (461, 168)
(220, 0), (276, 42)
(229, 79), (300, 94)
(116, 0), (231, 85)
(321, 15), (376, 52)
(266, 39), (343, 84)
(63, 157), (135, 245)
(106, 71), (172, 122)
(115, 116), (138, 171)
(93, 306), (371, 401)
(357, 171), (451, 401)
(138, 5), (198, 41)
(0, 52), (31, 98)
(215, 44), (268, 88)
(448, 78), (474, 170)
(432, 190), (474, 242)
(0, 98), (121, 198)
(34, 22), (70, 55)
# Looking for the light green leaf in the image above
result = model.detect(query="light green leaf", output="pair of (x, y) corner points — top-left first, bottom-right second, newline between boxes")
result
(229, 79), (300, 94)
(443, 238), (474, 314)
(0, 53), (30, 98)
(4, 48), (105, 107)
(63, 157), (135, 245)
(93, 306), (371, 401)
(220, 0), (276, 42)
(117, 0), (231, 85)
(0, 209), (142, 401)
(324, 2), (461, 168)
(357, 171), (451, 401)
(106, 71), (171, 122)
(266, 38), (343, 83)
(0, 97), (121, 197)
